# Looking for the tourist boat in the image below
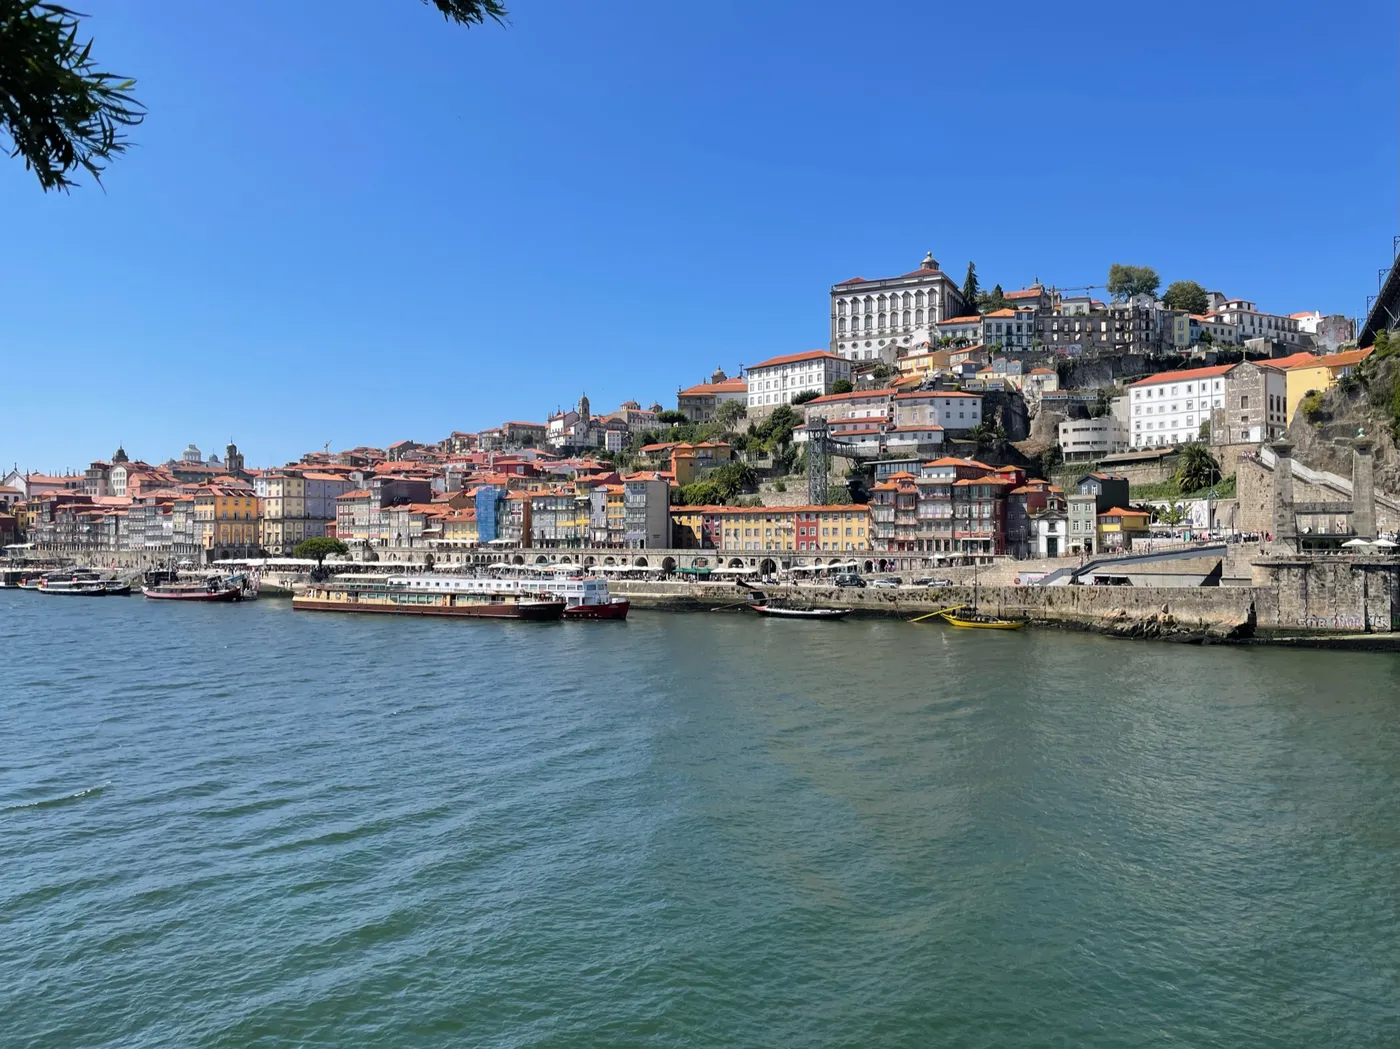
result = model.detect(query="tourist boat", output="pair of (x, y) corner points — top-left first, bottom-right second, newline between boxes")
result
(37, 576), (111, 596)
(292, 577), (565, 620)
(748, 603), (852, 620)
(143, 579), (246, 602)
(389, 571), (628, 621)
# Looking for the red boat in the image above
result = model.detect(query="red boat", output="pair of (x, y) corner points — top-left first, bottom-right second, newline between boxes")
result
(561, 598), (630, 620)
(142, 581), (244, 602)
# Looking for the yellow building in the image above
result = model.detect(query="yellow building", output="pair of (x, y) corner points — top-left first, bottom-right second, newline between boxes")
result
(897, 349), (951, 379)
(258, 470), (307, 554)
(1096, 506), (1150, 552)
(1277, 347), (1372, 423)
(671, 504), (872, 553)
(196, 484), (261, 555)
(605, 485), (626, 541)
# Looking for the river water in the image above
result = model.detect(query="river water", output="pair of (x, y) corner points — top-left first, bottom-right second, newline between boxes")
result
(3, 594), (1399, 1047)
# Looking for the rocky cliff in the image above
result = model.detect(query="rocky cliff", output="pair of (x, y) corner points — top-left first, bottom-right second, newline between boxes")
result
(1287, 354), (1400, 498)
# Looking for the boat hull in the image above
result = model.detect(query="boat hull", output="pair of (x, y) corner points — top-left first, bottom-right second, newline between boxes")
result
(942, 615), (1024, 630)
(291, 597), (566, 621)
(562, 600), (630, 621)
(37, 586), (109, 597)
(143, 587), (244, 602)
(749, 604), (852, 620)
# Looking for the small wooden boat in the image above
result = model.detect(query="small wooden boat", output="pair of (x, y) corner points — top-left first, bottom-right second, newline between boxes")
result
(940, 608), (1025, 630)
(748, 603), (852, 620)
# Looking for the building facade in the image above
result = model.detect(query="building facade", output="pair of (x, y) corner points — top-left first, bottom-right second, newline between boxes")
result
(830, 253), (969, 364)
(1058, 417), (1131, 460)
(1128, 364), (1232, 449)
(745, 351), (851, 413)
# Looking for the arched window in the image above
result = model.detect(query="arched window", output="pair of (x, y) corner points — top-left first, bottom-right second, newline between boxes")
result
(915, 308), (924, 325)
(838, 318), (846, 333)
(902, 310), (911, 326)
(864, 315), (872, 332)
(878, 313), (887, 329)
(915, 290), (925, 307)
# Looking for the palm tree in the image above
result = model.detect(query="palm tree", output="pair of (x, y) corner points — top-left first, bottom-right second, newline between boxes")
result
(1175, 443), (1221, 495)
(968, 423), (992, 447)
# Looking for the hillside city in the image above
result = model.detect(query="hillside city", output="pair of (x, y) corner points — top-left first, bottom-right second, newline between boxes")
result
(1, 255), (1375, 568)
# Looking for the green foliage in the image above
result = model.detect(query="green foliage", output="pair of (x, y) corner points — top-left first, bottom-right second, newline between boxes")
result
(714, 399), (747, 429)
(830, 379), (853, 395)
(1174, 443), (1221, 494)
(961, 261), (980, 310)
(656, 410), (689, 425)
(712, 461), (757, 500)
(1161, 280), (1209, 315)
(751, 405), (800, 448)
(968, 423), (991, 447)
(790, 389), (821, 405)
(871, 364), (892, 380)
(1391, 369), (1400, 443)
(294, 537), (349, 565)
(1198, 420), (1211, 440)
(1300, 389), (1326, 422)
(1199, 329), (1214, 346)
(676, 480), (723, 507)
(1372, 330), (1398, 359)
(0, 1), (145, 191)
(976, 284), (1007, 313)
(1107, 263), (1161, 300)
(425, 0), (508, 26)
(1157, 503), (1188, 526)
(1090, 388), (1113, 418)
(772, 479), (786, 493)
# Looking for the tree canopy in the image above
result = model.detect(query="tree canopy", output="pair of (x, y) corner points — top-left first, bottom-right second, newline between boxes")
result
(1107, 264), (1161, 301)
(791, 389), (821, 405)
(977, 284), (1007, 313)
(712, 461), (757, 500)
(1175, 443), (1221, 494)
(714, 399), (747, 429)
(2, 0), (506, 191)
(1162, 280), (1209, 315)
(830, 379), (853, 395)
(294, 537), (349, 565)
(656, 410), (689, 424)
(961, 262), (980, 310)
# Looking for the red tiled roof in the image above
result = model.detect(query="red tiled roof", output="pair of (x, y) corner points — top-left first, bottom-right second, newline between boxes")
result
(748, 349), (844, 370)
(936, 315), (983, 325)
(982, 308), (1018, 318)
(1129, 364), (1235, 387)
(1318, 347), (1373, 368)
(1004, 288), (1043, 299)
(893, 390), (980, 400)
(804, 389), (893, 405)
(679, 379), (747, 396)
(1099, 507), (1149, 518)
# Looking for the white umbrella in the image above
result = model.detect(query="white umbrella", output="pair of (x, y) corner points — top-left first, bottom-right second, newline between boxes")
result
(1374, 538), (1397, 548)
(1342, 538), (1372, 548)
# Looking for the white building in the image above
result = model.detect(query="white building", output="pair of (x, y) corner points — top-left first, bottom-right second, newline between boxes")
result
(745, 350), (851, 412)
(1128, 364), (1231, 449)
(830, 253), (969, 364)
(892, 390), (983, 432)
(935, 314), (983, 345)
(1208, 299), (1304, 346)
(981, 308), (1039, 352)
(1058, 417), (1131, 460)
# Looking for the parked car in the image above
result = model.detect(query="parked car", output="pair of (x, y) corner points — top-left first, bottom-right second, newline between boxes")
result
(912, 577), (953, 587)
(869, 578), (901, 589)
(833, 573), (865, 588)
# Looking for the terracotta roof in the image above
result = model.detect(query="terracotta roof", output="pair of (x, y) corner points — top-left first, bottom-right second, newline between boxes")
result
(1099, 507), (1149, 518)
(1129, 364), (1235, 387)
(893, 390), (980, 400)
(936, 315), (983, 326)
(982, 308), (1018, 318)
(953, 475), (1015, 487)
(1004, 288), (1044, 299)
(1030, 368), (1056, 375)
(336, 489), (370, 500)
(1319, 347), (1373, 368)
(679, 379), (747, 396)
(747, 349), (844, 370)
(804, 389), (893, 405)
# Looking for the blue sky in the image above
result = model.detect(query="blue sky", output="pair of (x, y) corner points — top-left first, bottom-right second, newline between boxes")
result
(2, 0), (1396, 472)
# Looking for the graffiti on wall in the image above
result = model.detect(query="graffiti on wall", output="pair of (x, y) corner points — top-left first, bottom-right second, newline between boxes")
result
(1298, 614), (1363, 630)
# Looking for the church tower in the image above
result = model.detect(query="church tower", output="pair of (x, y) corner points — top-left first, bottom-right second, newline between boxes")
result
(577, 393), (591, 423)
(225, 441), (245, 475)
